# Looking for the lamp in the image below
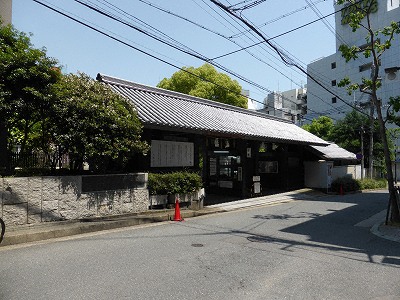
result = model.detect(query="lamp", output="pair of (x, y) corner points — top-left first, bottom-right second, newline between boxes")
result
(225, 139), (230, 148)
(214, 138), (219, 147)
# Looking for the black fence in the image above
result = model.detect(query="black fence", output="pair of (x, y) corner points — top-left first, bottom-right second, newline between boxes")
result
(7, 152), (69, 170)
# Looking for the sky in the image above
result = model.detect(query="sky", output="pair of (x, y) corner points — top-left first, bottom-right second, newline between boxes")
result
(11, 0), (337, 107)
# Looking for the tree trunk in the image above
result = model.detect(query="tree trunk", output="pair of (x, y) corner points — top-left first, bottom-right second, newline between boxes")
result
(0, 120), (9, 174)
(374, 98), (400, 223)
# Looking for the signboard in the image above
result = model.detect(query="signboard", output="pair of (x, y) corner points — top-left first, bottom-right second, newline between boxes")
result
(258, 161), (278, 173)
(151, 140), (194, 167)
(209, 158), (217, 176)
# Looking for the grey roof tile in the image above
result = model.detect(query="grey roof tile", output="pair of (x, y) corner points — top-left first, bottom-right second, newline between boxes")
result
(97, 74), (329, 146)
(310, 143), (357, 160)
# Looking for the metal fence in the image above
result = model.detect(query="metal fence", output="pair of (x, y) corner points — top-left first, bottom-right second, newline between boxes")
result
(8, 151), (69, 170)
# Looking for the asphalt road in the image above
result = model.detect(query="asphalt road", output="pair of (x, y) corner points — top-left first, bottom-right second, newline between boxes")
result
(1, 191), (399, 300)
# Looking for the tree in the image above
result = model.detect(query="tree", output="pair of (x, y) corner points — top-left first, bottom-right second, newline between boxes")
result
(302, 116), (334, 141)
(0, 22), (60, 172)
(330, 110), (388, 172)
(337, 0), (400, 223)
(48, 73), (149, 172)
(157, 63), (248, 108)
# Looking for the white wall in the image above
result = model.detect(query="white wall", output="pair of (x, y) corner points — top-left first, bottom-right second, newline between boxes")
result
(305, 161), (361, 189)
(306, 3), (400, 122)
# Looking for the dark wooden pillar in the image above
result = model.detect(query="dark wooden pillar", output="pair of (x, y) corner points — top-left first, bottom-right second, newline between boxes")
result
(240, 140), (258, 198)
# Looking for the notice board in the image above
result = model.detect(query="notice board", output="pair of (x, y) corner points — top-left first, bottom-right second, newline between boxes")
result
(151, 140), (194, 167)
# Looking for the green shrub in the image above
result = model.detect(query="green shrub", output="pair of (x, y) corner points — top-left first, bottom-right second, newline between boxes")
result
(331, 176), (387, 193)
(148, 172), (202, 195)
(148, 173), (168, 195)
(331, 176), (361, 193)
(357, 178), (387, 190)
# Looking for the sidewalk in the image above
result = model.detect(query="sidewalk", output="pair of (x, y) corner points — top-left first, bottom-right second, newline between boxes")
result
(1, 189), (399, 247)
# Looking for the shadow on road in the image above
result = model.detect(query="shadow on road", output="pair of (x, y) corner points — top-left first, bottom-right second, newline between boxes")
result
(250, 191), (399, 266)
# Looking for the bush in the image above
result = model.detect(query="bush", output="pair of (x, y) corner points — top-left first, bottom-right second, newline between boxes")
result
(331, 176), (361, 193)
(148, 172), (202, 195)
(357, 178), (387, 190)
(148, 173), (168, 195)
(331, 176), (387, 193)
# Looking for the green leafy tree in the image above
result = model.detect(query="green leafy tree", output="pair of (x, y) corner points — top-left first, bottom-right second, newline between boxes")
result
(157, 63), (247, 108)
(302, 116), (334, 141)
(330, 110), (387, 170)
(337, 0), (400, 223)
(48, 73), (149, 172)
(0, 22), (60, 172)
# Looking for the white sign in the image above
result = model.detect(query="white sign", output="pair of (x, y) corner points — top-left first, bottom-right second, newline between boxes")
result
(151, 140), (194, 167)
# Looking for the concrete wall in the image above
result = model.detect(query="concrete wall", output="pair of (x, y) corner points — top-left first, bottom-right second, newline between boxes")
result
(0, 0), (12, 25)
(0, 174), (149, 226)
(305, 161), (361, 189)
(332, 165), (362, 180)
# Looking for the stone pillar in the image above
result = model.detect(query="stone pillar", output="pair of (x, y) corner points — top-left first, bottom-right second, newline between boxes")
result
(0, 0), (12, 25)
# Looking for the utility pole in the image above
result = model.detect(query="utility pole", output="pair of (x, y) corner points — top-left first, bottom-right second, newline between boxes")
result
(360, 126), (364, 180)
(395, 143), (397, 184)
(368, 64), (376, 179)
(368, 101), (374, 178)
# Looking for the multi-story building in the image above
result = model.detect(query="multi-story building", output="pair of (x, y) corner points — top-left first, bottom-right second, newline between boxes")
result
(0, 0), (12, 25)
(258, 87), (307, 125)
(306, 0), (400, 121)
(242, 89), (257, 110)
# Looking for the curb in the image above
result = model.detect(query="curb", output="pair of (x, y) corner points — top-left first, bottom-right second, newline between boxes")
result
(371, 222), (400, 243)
(0, 189), (322, 247)
(0, 208), (222, 247)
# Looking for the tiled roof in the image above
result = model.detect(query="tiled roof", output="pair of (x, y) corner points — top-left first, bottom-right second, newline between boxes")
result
(97, 74), (329, 146)
(310, 143), (357, 160)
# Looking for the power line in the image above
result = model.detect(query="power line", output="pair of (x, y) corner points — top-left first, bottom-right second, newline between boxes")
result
(210, 0), (370, 118)
(138, 0), (305, 94)
(73, 0), (319, 116)
(80, 0), (344, 119)
(134, 0), (336, 114)
(33, 0), (328, 123)
(32, 0), (355, 121)
(31, 0), (303, 119)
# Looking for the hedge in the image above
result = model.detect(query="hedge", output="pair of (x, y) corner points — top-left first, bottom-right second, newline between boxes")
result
(331, 176), (387, 193)
(148, 172), (202, 195)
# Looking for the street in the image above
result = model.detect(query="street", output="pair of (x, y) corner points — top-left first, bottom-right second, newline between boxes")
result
(1, 191), (399, 300)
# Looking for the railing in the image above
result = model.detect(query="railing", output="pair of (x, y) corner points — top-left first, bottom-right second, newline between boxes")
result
(8, 151), (69, 170)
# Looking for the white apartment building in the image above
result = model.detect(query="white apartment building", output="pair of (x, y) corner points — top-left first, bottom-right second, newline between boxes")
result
(258, 87), (307, 125)
(306, 0), (400, 121)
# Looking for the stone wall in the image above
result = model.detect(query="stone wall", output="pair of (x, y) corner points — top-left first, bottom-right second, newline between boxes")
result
(0, 174), (149, 226)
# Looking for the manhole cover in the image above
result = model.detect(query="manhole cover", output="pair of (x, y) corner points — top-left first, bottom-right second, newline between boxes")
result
(191, 243), (204, 247)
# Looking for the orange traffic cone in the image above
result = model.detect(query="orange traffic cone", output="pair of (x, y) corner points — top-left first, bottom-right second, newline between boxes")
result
(173, 198), (183, 221)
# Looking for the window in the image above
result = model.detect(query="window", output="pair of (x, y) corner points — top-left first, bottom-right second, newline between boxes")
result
(331, 80), (337, 86)
(359, 60), (381, 72)
(359, 39), (379, 51)
(388, 0), (400, 11)
(331, 62), (336, 69)
(359, 62), (372, 72)
(332, 97), (337, 104)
